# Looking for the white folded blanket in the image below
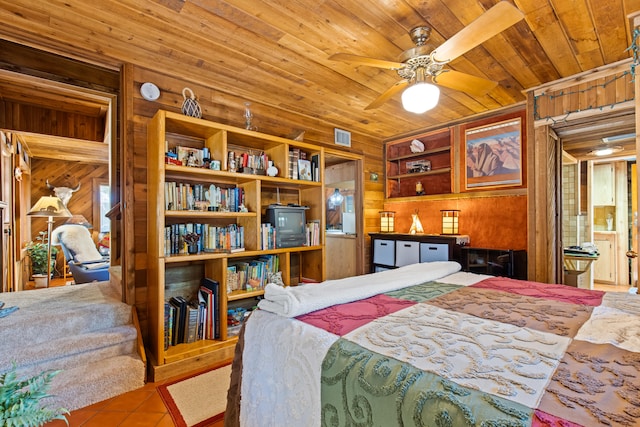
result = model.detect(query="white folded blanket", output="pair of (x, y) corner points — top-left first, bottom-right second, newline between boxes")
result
(257, 261), (461, 317)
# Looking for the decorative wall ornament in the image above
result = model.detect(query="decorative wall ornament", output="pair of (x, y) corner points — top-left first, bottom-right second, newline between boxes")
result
(46, 180), (80, 207)
(181, 87), (202, 119)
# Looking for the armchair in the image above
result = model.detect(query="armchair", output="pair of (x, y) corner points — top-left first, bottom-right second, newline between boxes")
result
(51, 224), (110, 284)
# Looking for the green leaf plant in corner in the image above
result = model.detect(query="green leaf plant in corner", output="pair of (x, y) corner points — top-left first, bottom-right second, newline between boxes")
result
(0, 364), (69, 426)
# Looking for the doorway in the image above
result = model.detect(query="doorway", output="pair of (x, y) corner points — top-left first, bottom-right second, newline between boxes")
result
(557, 112), (636, 289)
(324, 149), (364, 280)
(0, 42), (119, 292)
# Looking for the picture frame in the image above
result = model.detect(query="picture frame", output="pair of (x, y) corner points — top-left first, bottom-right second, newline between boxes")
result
(464, 117), (523, 190)
(298, 159), (312, 181)
(176, 146), (204, 167)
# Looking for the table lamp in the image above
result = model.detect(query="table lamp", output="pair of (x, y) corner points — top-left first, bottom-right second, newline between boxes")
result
(27, 196), (72, 287)
(441, 209), (460, 235)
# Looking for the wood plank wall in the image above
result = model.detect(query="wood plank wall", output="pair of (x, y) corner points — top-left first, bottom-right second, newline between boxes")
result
(0, 103), (105, 142)
(127, 65), (385, 340)
(532, 66), (633, 122)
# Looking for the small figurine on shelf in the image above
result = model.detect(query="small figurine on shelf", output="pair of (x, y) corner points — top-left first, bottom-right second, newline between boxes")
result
(184, 232), (200, 254)
(415, 181), (425, 195)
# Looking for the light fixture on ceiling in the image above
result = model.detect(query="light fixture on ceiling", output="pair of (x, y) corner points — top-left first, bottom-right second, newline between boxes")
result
(588, 133), (634, 156)
(401, 68), (440, 114)
(589, 146), (623, 157)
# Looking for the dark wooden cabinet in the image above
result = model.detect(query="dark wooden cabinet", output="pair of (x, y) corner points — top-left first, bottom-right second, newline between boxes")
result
(385, 129), (452, 198)
(369, 233), (469, 272)
(460, 247), (527, 279)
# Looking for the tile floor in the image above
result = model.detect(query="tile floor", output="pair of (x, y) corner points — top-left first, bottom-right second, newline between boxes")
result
(43, 374), (225, 427)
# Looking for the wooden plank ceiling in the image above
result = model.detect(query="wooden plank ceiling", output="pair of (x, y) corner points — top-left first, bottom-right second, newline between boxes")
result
(0, 0), (639, 154)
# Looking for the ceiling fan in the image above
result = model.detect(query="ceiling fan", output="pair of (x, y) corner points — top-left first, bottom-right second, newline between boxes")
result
(330, 1), (525, 113)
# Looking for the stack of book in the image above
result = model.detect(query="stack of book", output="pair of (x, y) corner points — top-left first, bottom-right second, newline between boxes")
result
(163, 278), (220, 350)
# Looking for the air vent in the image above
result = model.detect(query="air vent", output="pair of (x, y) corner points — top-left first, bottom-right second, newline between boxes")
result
(334, 128), (351, 147)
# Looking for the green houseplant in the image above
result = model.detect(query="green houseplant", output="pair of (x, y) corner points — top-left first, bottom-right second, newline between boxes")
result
(0, 364), (68, 426)
(25, 231), (58, 282)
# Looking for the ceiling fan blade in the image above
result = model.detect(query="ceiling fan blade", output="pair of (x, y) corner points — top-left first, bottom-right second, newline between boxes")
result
(365, 80), (409, 110)
(329, 53), (405, 70)
(432, 70), (497, 96)
(432, 1), (524, 63)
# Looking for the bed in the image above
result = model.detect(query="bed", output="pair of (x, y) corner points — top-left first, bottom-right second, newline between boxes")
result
(225, 261), (640, 427)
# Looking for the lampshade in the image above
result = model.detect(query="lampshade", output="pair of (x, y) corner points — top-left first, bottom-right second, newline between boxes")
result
(401, 82), (440, 114)
(66, 214), (93, 228)
(441, 209), (460, 235)
(379, 211), (395, 233)
(328, 188), (344, 205)
(27, 196), (72, 218)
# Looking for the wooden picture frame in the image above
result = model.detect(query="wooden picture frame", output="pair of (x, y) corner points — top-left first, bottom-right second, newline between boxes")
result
(463, 117), (523, 190)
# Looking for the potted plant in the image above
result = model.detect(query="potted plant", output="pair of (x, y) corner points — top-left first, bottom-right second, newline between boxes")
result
(184, 232), (200, 254)
(25, 231), (58, 288)
(0, 364), (69, 425)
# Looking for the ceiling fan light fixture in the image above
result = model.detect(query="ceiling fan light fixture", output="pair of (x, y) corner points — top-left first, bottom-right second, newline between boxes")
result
(401, 82), (440, 114)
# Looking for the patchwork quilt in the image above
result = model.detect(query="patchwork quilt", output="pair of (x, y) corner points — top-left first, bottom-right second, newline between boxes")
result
(233, 263), (640, 427)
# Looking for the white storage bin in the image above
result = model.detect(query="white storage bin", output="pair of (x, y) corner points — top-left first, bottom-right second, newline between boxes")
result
(372, 239), (395, 267)
(395, 240), (420, 267)
(420, 243), (449, 262)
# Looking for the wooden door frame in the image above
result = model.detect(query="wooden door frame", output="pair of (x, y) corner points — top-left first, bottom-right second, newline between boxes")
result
(324, 148), (365, 276)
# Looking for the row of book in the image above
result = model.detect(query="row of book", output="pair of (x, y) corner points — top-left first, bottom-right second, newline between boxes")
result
(164, 223), (244, 255)
(226, 255), (279, 293)
(165, 182), (245, 212)
(306, 220), (321, 246)
(164, 278), (220, 350)
(260, 223), (277, 250)
(228, 150), (269, 172)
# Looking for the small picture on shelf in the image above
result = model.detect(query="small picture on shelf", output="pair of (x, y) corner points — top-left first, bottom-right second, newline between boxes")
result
(176, 146), (204, 167)
(406, 160), (431, 173)
(298, 159), (312, 181)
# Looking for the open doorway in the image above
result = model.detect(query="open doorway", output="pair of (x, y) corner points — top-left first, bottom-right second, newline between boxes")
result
(557, 112), (636, 290)
(0, 43), (119, 291)
(324, 149), (364, 279)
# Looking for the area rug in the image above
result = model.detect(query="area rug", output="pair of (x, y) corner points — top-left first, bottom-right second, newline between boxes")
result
(158, 362), (232, 427)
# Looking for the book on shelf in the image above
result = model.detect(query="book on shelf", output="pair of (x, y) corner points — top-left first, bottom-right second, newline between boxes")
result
(168, 296), (188, 345)
(184, 302), (199, 344)
(198, 286), (214, 340)
(163, 302), (176, 350)
(201, 278), (220, 339)
(226, 265), (239, 293)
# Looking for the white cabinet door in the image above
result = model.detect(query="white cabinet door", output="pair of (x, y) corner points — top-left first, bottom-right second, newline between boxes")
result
(594, 233), (616, 284)
(592, 163), (615, 206)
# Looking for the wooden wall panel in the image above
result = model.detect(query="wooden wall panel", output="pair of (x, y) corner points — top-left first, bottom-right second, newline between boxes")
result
(0, 101), (105, 141)
(383, 195), (527, 250)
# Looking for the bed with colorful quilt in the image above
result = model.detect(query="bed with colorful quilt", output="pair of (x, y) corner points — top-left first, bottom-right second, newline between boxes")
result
(224, 261), (640, 427)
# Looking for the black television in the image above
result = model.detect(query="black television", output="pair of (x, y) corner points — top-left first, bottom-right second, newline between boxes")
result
(265, 204), (308, 248)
